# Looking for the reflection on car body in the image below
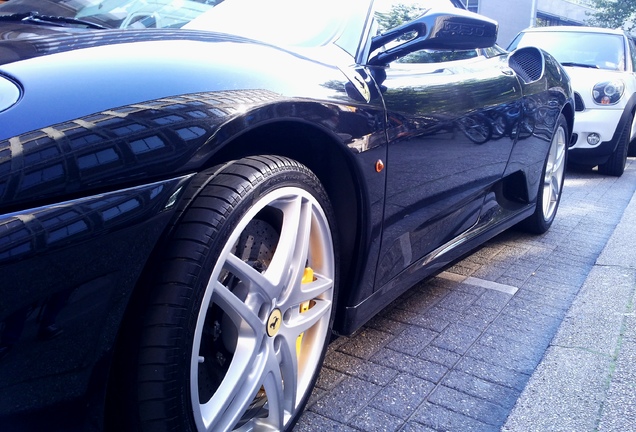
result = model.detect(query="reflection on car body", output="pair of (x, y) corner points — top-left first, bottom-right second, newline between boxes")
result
(0, 0), (574, 431)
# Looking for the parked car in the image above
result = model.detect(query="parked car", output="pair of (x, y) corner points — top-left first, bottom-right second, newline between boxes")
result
(509, 26), (636, 176)
(0, 0), (573, 431)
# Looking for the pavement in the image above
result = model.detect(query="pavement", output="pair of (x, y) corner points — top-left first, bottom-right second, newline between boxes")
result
(294, 157), (636, 432)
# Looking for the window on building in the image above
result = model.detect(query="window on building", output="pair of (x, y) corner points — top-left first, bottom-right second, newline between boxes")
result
(536, 12), (582, 27)
(466, 0), (479, 12)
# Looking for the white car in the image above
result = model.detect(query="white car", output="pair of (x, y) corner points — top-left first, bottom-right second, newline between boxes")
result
(509, 26), (636, 176)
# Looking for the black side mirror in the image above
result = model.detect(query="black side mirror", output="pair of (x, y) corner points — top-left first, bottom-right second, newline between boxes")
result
(369, 7), (498, 65)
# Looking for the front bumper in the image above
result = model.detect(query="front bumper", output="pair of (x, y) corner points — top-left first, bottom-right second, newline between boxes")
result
(569, 106), (628, 166)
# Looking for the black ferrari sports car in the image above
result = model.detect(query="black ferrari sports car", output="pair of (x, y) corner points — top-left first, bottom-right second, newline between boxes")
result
(0, 0), (573, 430)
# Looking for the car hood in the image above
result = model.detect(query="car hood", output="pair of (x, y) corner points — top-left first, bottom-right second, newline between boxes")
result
(562, 65), (630, 89)
(0, 23), (259, 66)
(0, 24), (348, 140)
(0, 23), (357, 211)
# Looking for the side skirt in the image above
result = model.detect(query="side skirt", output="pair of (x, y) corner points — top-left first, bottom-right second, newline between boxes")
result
(336, 202), (535, 336)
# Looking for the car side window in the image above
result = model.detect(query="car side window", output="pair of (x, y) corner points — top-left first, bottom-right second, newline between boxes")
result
(395, 48), (479, 64)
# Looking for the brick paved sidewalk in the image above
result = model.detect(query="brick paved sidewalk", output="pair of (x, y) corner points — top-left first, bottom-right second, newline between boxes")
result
(504, 164), (636, 432)
(295, 159), (636, 432)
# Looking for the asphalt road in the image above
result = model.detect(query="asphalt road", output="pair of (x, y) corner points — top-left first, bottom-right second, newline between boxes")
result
(295, 157), (636, 432)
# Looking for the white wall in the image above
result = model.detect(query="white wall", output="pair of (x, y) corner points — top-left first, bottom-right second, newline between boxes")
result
(479, 0), (534, 47)
(537, 0), (593, 24)
(477, 0), (596, 48)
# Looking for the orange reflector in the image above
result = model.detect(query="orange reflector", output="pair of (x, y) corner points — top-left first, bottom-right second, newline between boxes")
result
(375, 159), (385, 173)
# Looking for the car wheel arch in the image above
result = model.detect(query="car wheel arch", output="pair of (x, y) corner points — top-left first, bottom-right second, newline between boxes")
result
(629, 110), (636, 156)
(207, 119), (367, 295)
(152, 113), (370, 295)
(600, 94), (636, 167)
(104, 118), (369, 410)
(620, 92), (636, 140)
(562, 103), (575, 144)
(630, 103), (636, 140)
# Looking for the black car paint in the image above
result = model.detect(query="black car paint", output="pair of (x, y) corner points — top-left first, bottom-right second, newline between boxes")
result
(0, 24), (386, 429)
(0, 7), (574, 432)
(342, 49), (573, 329)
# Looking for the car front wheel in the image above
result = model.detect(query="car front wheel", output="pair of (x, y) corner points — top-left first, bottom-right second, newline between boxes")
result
(122, 156), (337, 432)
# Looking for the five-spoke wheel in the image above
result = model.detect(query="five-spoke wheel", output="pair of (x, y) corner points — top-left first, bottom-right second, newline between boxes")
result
(125, 156), (337, 432)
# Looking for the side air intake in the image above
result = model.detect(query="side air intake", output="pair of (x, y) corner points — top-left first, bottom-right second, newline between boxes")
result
(508, 47), (544, 84)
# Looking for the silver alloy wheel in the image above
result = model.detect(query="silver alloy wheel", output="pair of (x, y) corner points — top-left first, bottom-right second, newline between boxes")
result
(542, 122), (567, 221)
(190, 186), (335, 431)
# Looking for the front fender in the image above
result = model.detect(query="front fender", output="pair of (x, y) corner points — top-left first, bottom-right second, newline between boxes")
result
(0, 34), (364, 213)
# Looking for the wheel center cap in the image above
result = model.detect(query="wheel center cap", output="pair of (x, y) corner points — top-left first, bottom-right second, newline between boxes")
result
(267, 309), (282, 337)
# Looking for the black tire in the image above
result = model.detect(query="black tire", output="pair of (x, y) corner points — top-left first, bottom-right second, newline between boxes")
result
(123, 156), (338, 432)
(628, 139), (636, 157)
(520, 114), (568, 234)
(598, 116), (631, 176)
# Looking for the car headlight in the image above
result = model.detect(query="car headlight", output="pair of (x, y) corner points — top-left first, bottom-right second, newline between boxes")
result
(592, 80), (625, 105)
(0, 75), (20, 112)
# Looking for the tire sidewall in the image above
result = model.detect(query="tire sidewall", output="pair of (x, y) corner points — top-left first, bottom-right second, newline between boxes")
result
(522, 114), (568, 234)
(165, 159), (339, 432)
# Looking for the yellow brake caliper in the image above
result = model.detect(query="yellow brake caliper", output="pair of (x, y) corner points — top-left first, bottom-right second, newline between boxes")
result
(296, 267), (315, 356)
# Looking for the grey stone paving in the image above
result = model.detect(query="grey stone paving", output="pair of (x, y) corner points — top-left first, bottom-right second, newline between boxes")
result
(295, 159), (636, 431)
(503, 161), (636, 432)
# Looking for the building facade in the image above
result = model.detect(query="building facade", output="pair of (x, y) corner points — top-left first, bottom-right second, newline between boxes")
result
(466, 0), (596, 47)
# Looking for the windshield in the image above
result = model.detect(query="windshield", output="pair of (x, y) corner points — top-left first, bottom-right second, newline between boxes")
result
(184, 0), (359, 47)
(0, 0), (362, 48)
(0, 0), (217, 28)
(509, 30), (626, 71)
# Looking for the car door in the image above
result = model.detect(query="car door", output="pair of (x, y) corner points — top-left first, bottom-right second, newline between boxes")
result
(370, 1), (522, 289)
